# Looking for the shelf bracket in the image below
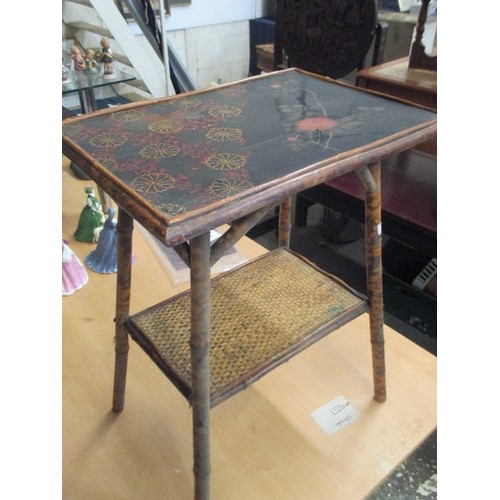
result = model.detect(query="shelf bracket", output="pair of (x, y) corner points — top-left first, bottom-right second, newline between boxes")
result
(355, 164), (377, 193)
(210, 204), (274, 266)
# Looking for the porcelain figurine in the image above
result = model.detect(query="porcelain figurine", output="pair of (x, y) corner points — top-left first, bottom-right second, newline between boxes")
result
(74, 186), (105, 243)
(70, 45), (85, 72)
(62, 239), (88, 296)
(97, 37), (115, 79)
(84, 48), (98, 74)
(85, 207), (118, 273)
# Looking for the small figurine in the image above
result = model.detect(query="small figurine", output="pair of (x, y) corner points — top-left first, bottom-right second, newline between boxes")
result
(70, 45), (85, 72)
(74, 186), (105, 243)
(62, 239), (88, 296)
(85, 207), (118, 273)
(84, 48), (98, 74)
(96, 37), (115, 79)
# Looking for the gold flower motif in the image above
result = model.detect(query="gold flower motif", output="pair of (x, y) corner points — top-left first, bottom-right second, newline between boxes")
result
(205, 127), (242, 142)
(111, 109), (145, 122)
(208, 105), (241, 118)
(158, 202), (185, 217)
(204, 153), (246, 171)
(140, 143), (180, 159)
(208, 178), (252, 198)
(221, 85), (246, 97)
(171, 97), (202, 109)
(149, 119), (183, 134)
(89, 132), (128, 148)
(62, 124), (79, 137)
(99, 157), (119, 170)
(131, 172), (176, 194)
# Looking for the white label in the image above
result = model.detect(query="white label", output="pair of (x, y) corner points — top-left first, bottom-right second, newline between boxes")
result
(377, 223), (382, 235)
(310, 396), (360, 435)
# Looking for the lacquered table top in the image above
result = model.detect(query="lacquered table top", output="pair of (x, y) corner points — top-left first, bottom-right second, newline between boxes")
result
(62, 68), (437, 245)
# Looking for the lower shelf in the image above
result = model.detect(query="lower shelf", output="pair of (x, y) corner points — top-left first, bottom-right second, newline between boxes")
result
(126, 248), (368, 407)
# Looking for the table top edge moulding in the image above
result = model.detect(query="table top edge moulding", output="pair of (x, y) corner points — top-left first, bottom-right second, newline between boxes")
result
(62, 68), (436, 246)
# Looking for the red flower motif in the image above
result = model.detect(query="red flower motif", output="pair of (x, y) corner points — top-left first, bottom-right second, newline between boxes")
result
(295, 117), (337, 132)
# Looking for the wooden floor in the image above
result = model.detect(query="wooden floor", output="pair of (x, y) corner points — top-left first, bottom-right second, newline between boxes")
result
(62, 157), (437, 499)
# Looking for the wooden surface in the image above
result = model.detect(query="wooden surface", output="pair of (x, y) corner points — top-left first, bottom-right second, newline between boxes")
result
(356, 56), (436, 157)
(357, 56), (437, 110)
(62, 157), (437, 499)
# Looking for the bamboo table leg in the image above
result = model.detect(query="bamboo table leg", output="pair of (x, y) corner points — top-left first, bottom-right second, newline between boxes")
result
(190, 232), (212, 500)
(98, 187), (112, 214)
(278, 195), (292, 248)
(112, 208), (134, 412)
(364, 162), (386, 402)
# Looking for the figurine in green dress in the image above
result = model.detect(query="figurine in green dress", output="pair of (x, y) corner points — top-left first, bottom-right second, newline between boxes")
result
(74, 186), (105, 243)
(84, 48), (98, 74)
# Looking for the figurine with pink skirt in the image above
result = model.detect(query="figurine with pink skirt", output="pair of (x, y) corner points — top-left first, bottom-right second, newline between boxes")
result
(62, 239), (88, 296)
(70, 45), (85, 72)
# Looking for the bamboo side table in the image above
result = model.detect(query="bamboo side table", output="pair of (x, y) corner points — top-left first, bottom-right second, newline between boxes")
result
(63, 68), (437, 500)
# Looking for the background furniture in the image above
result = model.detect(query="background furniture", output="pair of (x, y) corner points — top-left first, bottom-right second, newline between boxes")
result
(248, 2), (435, 79)
(249, 17), (276, 75)
(357, 56), (437, 111)
(408, 0), (437, 71)
(274, 0), (379, 79)
(296, 147), (437, 258)
(62, 67), (136, 114)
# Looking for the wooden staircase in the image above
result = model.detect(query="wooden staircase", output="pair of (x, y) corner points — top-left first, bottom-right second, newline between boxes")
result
(62, 0), (175, 105)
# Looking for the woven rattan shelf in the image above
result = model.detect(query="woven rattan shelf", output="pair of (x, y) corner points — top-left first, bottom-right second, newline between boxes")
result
(127, 248), (368, 407)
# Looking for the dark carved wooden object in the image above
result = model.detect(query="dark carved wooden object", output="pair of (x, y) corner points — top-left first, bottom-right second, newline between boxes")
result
(276, 0), (377, 79)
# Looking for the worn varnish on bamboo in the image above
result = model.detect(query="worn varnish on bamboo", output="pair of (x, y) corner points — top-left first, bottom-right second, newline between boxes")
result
(62, 68), (437, 499)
